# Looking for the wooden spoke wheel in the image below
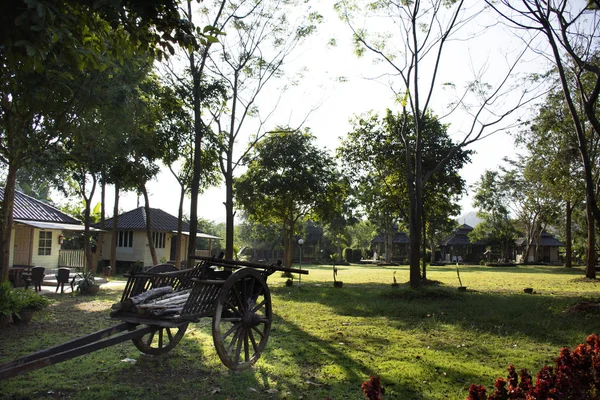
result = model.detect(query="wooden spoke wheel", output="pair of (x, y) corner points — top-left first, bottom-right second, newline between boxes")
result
(132, 323), (189, 355)
(212, 268), (272, 370)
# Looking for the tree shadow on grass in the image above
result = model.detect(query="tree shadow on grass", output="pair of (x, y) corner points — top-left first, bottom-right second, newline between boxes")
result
(270, 282), (600, 349)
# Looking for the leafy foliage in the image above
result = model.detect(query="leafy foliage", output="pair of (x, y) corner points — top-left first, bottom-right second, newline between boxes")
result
(470, 170), (518, 261)
(235, 128), (338, 267)
(468, 334), (600, 399)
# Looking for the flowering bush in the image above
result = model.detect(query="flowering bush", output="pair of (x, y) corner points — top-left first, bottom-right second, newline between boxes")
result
(467, 334), (600, 399)
(362, 376), (384, 400)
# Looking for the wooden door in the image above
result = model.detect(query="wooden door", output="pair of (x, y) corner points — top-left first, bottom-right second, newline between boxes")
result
(13, 225), (32, 265)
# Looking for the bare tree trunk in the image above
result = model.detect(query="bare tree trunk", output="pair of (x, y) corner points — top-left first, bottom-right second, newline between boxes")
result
(82, 175), (97, 273)
(175, 185), (185, 268)
(0, 163), (18, 281)
(586, 201), (596, 279)
(140, 185), (158, 265)
(110, 183), (119, 272)
(224, 168), (234, 259)
(92, 180), (105, 271)
(421, 214), (427, 280)
(565, 200), (572, 268)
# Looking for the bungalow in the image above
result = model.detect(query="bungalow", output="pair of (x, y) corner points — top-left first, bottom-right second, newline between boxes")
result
(96, 207), (220, 268)
(515, 231), (564, 264)
(370, 228), (410, 262)
(438, 224), (486, 263)
(2, 188), (86, 269)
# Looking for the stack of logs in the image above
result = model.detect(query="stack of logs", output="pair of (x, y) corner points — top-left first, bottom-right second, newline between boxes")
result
(112, 286), (192, 317)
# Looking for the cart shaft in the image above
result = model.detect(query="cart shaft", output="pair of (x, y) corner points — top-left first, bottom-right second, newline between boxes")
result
(0, 322), (154, 381)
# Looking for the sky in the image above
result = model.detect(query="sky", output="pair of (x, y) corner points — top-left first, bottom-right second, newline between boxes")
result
(61, 2), (545, 224)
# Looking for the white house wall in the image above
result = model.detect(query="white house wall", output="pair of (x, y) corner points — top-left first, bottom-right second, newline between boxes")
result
(100, 231), (188, 267)
(10, 226), (63, 269)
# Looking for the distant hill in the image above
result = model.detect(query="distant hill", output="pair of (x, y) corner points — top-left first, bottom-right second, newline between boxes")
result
(456, 211), (480, 227)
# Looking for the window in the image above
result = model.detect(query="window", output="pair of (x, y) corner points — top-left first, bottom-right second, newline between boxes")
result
(38, 231), (52, 256)
(117, 231), (133, 248)
(152, 232), (166, 249)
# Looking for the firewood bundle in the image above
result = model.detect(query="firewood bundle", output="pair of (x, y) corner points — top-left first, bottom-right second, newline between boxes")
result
(112, 286), (192, 317)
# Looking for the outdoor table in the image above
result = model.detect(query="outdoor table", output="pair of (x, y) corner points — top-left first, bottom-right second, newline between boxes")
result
(8, 266), (31, 287)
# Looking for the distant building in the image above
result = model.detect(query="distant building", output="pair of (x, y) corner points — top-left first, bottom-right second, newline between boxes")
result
(3, 189), (85, 269)
(96, 207), (220, 268)
(515, 231), (564, 264)
(438, 224), (486, 263)
(370, 228), (410, 262)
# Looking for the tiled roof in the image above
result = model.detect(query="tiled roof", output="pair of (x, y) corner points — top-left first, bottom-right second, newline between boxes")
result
(371, 231), (410, 244)
(100, 207), (192, 232)
(0, 188), (80, 224)
(515, 231), (564, 247)
(441, 224), (485, 246)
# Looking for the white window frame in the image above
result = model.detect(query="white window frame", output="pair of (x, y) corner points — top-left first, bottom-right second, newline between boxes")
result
(38, 231), (52, 256)
(117, 231), (133, 248)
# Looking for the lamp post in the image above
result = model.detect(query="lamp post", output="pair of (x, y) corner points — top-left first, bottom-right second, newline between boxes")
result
(298, 238), (304, 286)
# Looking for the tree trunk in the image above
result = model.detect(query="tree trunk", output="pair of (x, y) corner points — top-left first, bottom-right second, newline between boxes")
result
(421, 214), (427, 280)
(82, 175), (97, 273)
(0, 163), (18, 282)
(565, 200), (572, 268)
(110, 183), (119, 272)
(186, 0), (202, 263)
(586, 200), (596, 279)
(92, 180), (105, 272)
(175, 184), (185, 268)
(283, 221), (291, 268)
(224, 169), (234, 259)
(385, 227), (390, 263)
(140, 185), (158, 266)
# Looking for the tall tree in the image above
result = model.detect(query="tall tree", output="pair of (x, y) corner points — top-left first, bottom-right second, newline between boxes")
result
(336, 0), (538, 286)
(178, 0), (228, 262)
(470, 170), (519, 261)
(486, 1), (600, 278)
(0, 0), (193, 281)
(207, 0), (320, 259)
(235, 129), (337, 268)
(501, 157), (562, 263)
(515, 85), (589, 268)
(339, 111), (471, 278)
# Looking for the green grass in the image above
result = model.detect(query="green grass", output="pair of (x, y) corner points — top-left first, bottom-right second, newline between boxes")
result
(1, 264), (599, 399)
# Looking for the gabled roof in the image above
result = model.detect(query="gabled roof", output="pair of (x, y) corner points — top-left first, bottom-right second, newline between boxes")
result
(515, 231), (564, 247)
(0, 188), (80, 224)
(441, 224), (485, 246)
(100, 207), (192, 232)
(371, 231), (410, 244)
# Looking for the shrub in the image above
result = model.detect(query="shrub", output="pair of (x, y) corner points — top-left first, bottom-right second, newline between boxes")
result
(352, 249), (363, 263)
(0, 281), (18, 319)
(467, 334), (600, 399)
(15, 289), (50, 312)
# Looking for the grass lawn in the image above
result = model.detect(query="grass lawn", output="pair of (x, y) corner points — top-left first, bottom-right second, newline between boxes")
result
(1, 263), (599, 399)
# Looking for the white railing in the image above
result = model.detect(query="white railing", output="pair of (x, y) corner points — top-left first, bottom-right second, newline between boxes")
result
(58, 250), (86, 269)
(195, 250), (211, 257)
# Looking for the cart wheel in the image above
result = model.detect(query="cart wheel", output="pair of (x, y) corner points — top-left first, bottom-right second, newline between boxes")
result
(212, 268), (272, 370)
(132, 323), (189, 355)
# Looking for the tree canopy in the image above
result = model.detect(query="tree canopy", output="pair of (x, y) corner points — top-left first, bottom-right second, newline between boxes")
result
(235, 128), (338, 267)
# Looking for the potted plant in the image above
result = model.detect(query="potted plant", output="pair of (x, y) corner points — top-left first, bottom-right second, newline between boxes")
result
(75, 271), (100, 294)
(392, 271), (399, 288)
(457, 266), (467, 292)
(333, 265), (343, 288)
(13, 289), (49, 324)
(0, 281), (17, 327)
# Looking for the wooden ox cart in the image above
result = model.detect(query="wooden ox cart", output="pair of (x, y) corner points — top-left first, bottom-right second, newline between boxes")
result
(0, 256), (307, 380)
